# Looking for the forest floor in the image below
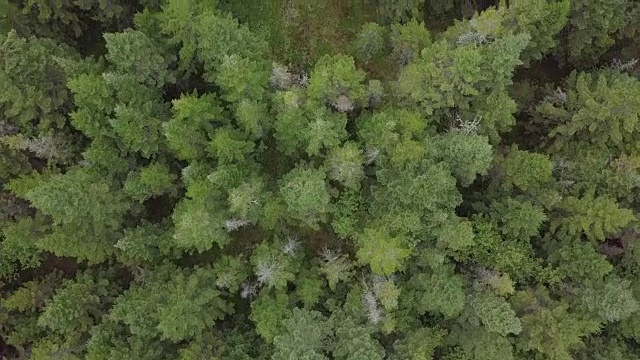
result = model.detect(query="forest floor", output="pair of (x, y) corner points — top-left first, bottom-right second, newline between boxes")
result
(221, 0), (379, 67)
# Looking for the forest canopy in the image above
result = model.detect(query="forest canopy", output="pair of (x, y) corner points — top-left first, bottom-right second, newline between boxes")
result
(1, 0), (640, 359)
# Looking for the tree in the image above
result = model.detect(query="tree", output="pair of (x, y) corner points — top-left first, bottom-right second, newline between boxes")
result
(432, 132), (493, 186)
(104, 30), (172, 87)
(194, 12), (269, 83)
(114, 221), (175, 265)
(164, 93), (223, 161)
(272, 90), (309, 155)
(0, 31), (78, 135)
(515, 294), (600, 360)
(575, 276), (639, 323)
(396, 17), (529, 140)
(250, 241), (295, 290)
(171, 198), (230, 253)
(6, 169), (129, 262)
(209, 126), (255, 163)
(1, 272), (62, 354)
(447, 325), (515, 360)
(541, 71), (640, 153)
(500, 147), (554, 193)
(356, 226), (411, 275)
(549, 241), (613, 282)
(465, 291), (522, 336)
(371, 161), (462, 223)
(123, 162), (178, 202)
(389, 19), (431, 66)
(353, 22), (386, 64)
(325, 141), (365, 190)
(272, 308), (330, 360)
(12, 0), (126, 40)
(436, 218), (475, 252)
(110, 102), (165, 158)
(38, 271), (115, 345)
(561, 0), (627, 66)
(393, 326), (446, 360)
(279, 166), (331, 229)
(319, 248), (354, 291)
(376, 0), (423, 24)
(215, 53), (268, 103)
(330, 313), (384, 360)
(489, 198), (547, 240)
(306, 54), (367, 110)
(501, 0), (570, 65)
(15, 169), (127, 230)
(0, 215), (46, 278)
(410, 267), (467, 318)
(4, 1), (640, 359)
(550, 191), (635, 242)
(109, 264), (229, 342)
(250, 291), (291, 343)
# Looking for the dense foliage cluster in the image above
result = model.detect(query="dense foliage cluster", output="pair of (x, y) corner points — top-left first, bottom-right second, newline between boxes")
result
(1, 0), (640, 359)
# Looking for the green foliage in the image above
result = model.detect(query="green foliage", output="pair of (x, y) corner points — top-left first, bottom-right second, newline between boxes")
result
(209, 126), (255, 163)
(296, 267), (325, 308)
(411, 268), (467, 318)
(490, 198), (547, 240)
(467, 217), (539, 281)
(305, 109), (348, 156)
(376, 0), (423, 24)
(164, 93), (223, 160)
(19, 169), (128, 230)
(272, 308), (330, 360)
(279, 166), (331, 229)
(331, 189), (362, 239)
(517, 302), (600, 360)
(551, 191), (635, 241)
(193, 12), (269, 82)
(38, 272), (113, 339)
(307, 54), (367, 108)
(393, 326), (446, 360)
(372, 161), (462, 220)
(3, 2), (640, 359)
(104, 30), (172, 86)
(110, 102), (165, 158)
(250, 291), (291, 343)
(250, 241), (295, 290)
(501, 147), (554, 192)
(171, 197), (230, 252)
(502, 0), (570, 64)
(432, 132), (493, 186)
(448, 325), (515, 360)
(466, 291), (522, 336)
(0, 215), (46, 277)
(215, 54), (268, 103)
(396, 25), (529, 139)
(114, 222), (174, 264)
(390, 19), (431, 66)
(353, 22), (386, 63)
(563, 0), (627, 65)
(110, 264), (228, 342)
(17, 0), (125, 39)
(576, 276), (639, 323)
(542, 71), (640, 152)
(550, 241), (613, 282)
(124, 162), (177, 202)
(356, 226), (411, 275)
(331, 314), (384, 360)
(436, 218), (475, 252)
(320, 249), (354, 291)
(0, 31), (77, 134)
(66, 73), (115, 139)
